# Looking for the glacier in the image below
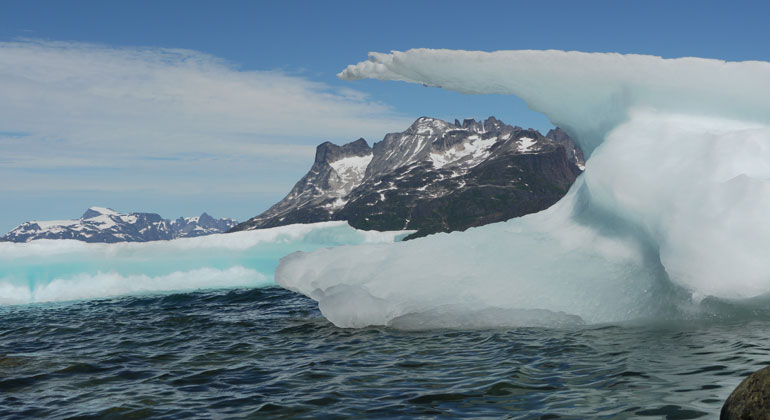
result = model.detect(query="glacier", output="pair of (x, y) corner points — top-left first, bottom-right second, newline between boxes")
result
(0, 222), (408, 305)
(276, 49), (770, 329)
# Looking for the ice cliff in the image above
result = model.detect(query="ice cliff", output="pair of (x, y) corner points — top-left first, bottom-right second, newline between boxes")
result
(275, 49), (770, 329)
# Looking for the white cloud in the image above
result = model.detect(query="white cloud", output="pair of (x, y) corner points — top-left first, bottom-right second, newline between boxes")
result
(0, 40), (412, 193)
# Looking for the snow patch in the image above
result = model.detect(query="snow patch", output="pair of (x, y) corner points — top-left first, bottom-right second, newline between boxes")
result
(329, 154), (373, 196)
(86, 214), (118, 229)
(87, 207), (120, 216)
(430, 136), (497, 169)
(330, 154), (373, 175)
(30, 220), (79, 230)
(517, 137), (536, 153)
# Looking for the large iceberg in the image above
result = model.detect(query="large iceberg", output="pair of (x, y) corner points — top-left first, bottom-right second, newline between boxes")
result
(276, 49), (770, 329)
(0, 222), (407, 305)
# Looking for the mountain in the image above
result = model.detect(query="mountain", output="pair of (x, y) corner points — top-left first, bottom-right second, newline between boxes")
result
(242, 138), (373, 228)
(231, 116), (584, 239)
(2, 207), (237, 243)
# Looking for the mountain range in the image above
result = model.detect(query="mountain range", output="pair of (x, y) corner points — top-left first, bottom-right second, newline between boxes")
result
(5, 117), (584, 242)
(2, 207), (237, 243)
(231, 116), (584, 239)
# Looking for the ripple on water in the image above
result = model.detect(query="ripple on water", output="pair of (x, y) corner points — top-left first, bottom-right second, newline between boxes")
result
(0, 287), (768, 419)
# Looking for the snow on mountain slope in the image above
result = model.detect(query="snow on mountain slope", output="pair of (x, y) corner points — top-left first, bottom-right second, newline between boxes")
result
(232, 116), (584, 238)
(2, 207), (237, 243)
(233, 138), (374, 230)
(0, 221), (409, 305)
(365, 117), (454, 178)
(328, 154), (373, 199)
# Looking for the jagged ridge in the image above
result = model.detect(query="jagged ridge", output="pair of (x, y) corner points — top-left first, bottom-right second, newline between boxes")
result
(232, 116), (584, 239)
(2, 207), (237, 243)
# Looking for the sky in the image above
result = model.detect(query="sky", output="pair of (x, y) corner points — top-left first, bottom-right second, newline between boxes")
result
(1, 0), (769, 233)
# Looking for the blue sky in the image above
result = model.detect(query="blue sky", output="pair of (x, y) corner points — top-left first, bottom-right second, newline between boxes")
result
(1, 0), (769, 232)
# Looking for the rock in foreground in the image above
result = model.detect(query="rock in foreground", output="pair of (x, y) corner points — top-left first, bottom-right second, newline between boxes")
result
(721, 365), (770, 420)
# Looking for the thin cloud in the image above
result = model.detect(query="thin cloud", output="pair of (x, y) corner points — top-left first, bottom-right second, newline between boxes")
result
(0, 40), (411, 194)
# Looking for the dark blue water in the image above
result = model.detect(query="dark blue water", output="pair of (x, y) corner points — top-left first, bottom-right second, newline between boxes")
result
(1, 287), (767, 419)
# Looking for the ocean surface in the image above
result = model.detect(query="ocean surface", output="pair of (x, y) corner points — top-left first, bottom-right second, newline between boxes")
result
(1, 286), (767, 419)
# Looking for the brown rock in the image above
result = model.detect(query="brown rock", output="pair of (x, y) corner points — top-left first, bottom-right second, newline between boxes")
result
(721, 365), (770, 419)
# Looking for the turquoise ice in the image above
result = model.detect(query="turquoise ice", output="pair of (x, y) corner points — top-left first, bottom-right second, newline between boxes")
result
(0, 221), (408, 304)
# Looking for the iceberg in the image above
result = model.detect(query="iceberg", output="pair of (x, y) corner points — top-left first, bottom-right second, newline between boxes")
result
(276, 49), (770, 329)
(0, 221), (408, 305)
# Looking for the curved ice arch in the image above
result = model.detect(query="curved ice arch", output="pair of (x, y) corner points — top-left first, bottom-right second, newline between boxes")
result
(276, 49), (770, 329)
(339, 49), (770, 156)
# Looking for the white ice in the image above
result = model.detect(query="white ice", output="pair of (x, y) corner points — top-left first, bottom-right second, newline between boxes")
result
(276, 49), (770, 329)
(0, 221), (408, 305)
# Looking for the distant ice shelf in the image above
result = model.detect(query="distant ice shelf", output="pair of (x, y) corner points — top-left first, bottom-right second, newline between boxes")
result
(0, 222), (410, 305)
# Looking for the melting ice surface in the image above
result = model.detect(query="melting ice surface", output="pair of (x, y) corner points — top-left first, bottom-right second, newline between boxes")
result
(276, 49), (770, 329)
(0, 221), (408, 305)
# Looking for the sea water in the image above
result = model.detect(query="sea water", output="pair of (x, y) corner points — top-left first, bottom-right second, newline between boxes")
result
(4, 49), (770, 418)
(1, 287), (766, 419)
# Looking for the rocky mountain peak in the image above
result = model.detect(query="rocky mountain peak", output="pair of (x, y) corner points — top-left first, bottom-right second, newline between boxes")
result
(3, 208), (237, 243)
(546, 127), (586, 169)
(482, 116), (505, 131)
(81, 206), (118, 219)
(314, 138), (372, 165)
(232, 116), (585, 238)
(451, 116), (507, 133)
(460, 118), (483, 132)
(546, 127), (568, 142)
(408, 117), (453, 135)
(198, 212), (214, 224)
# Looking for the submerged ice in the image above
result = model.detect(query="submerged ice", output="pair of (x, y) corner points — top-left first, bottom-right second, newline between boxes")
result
(276, 49), (770, 329)
(0, 222), (407, 305)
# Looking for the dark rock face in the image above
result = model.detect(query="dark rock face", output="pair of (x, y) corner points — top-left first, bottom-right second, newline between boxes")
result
(2, 207), (237, 243)
(547, 127), (586, 170)
(234, 138), (373, 229)
(171, 212), (238, 239)
(721, 365), (770, 420)
(340, 146), (578, 240)
(232, 116), (584, 238)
